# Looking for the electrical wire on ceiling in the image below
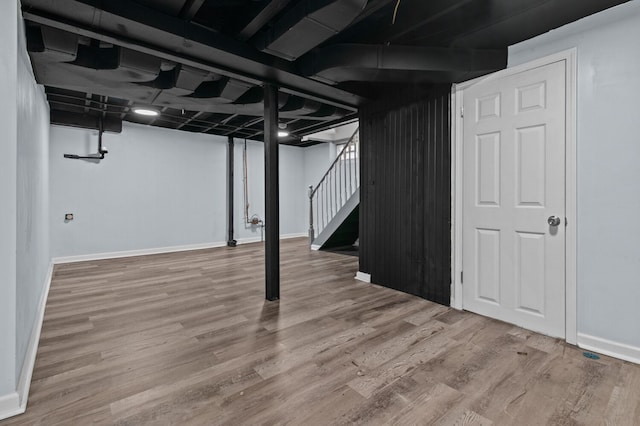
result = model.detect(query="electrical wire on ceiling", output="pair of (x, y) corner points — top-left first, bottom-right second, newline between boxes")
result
(385, 0), (402, 45)
(392, 0), (401, 24)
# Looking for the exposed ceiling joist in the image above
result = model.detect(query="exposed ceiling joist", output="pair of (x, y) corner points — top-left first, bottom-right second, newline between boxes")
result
(252, 0), (368, 61)
(237, 0), (295, 41)
(179, 0), (207, 21)
(202, 113), (239, 133)
(22, 0), (362, 110)
(83, 92), (92, 113)
(119, 100), (132, 119)
(23, 0), (629, 143)
(221, 116), (264, 136)
(176, 110), (206, 130)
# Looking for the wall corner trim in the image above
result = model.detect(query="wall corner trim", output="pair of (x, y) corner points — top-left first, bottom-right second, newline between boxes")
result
(0, 392), (22, 421)
(355, 271), (371, 283)
(577, 333), (640, 365)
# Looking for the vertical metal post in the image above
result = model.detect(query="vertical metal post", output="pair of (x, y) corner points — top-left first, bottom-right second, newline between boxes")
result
(97, 116), (104, 153)
(227, 136), (237, 247)
(264, 83), (280, 301)
(308, 185), (314, 243)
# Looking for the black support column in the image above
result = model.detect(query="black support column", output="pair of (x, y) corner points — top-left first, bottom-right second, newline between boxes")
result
(264, 83), (280, 301)
(227, 136), (237, 247)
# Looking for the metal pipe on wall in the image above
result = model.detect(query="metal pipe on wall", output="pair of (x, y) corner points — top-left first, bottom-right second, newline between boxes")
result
(227, 136), (237, 247)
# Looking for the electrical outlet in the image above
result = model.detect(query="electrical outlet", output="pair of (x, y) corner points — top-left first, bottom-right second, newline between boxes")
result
(65, 213), (74, 221)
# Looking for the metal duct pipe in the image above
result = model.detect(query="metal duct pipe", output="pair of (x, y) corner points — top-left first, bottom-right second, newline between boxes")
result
(63, 116), (109, 160)
(302, 44), (507, 84)
(254, 0), (368, 61)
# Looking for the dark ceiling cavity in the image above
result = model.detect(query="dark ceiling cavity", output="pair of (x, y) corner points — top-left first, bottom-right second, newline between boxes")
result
(21, 0), (629, 144)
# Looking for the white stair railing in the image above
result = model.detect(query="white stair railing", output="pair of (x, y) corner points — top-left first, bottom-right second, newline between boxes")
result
(308, 128), (359, 243)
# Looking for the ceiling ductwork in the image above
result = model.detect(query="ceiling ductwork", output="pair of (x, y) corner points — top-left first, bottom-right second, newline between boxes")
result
(20, 0), (627, 144)
(254, 0), (368, 61)
(302, 44), (507, 84)
(51, 110), (122, 133)
(21, 0), (363, 108)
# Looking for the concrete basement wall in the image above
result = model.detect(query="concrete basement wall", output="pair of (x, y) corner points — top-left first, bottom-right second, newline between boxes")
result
(50, 123), (333, 258)
(509, 1), (640, 356)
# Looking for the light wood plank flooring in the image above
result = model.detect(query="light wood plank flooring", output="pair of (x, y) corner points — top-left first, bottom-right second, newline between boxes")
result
(3, 238), (639, 425)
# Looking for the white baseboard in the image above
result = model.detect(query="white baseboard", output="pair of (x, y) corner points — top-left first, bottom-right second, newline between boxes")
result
(52, 233), (310, 265)
(355, 271), (371, 283)
(52, 241), (229, 264)
(236, 233), (307, 245)
(577, 333), (640, 365)
(0, 392), (21, 421)
(13, 262), (54, 417)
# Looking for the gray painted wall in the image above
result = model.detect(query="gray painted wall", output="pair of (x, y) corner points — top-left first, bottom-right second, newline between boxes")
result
(50, 124), (227, 257)
(0, 1), (50, 399)
(304, 143), (335, 191)
(50, 123), (331, 257)
(15, 9), (50, 381)
(232, 139), (310, 241)
(509, 1), (640, 349)
(0, 0), (19, 396)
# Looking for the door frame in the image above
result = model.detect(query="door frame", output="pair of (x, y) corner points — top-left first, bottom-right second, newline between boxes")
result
(450, 49), (577, 344)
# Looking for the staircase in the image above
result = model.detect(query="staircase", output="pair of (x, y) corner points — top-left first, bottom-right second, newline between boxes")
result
(308, 128), (359, 250)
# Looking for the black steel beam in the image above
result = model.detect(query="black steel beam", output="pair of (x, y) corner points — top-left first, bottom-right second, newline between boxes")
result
(21, 1), (363, 110)
(227, 136), (237, 247)
(263, 83), (280, 301)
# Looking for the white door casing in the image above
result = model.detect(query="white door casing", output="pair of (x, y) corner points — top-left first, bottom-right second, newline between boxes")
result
(458, 60), (567, 338)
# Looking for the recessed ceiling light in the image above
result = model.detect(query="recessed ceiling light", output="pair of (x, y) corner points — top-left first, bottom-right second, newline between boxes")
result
(132, 107), (160, 116)
(278, 131), (289, 137)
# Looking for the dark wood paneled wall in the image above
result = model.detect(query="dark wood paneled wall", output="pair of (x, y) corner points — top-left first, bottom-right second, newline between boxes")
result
(359, 85), (451, 305)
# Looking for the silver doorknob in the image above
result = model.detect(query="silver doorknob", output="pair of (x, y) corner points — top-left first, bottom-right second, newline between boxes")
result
(548, 216), (561, 226)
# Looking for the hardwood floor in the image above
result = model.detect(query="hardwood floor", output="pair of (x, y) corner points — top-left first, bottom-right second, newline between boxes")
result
(3, 238), (639, 425)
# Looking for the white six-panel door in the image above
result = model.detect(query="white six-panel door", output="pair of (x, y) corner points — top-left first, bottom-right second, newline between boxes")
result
(462, 60), (566, 338)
